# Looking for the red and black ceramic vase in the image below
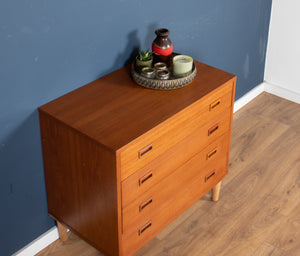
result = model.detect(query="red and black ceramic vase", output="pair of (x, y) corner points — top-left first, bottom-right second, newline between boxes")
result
(152, 28), (173, 64)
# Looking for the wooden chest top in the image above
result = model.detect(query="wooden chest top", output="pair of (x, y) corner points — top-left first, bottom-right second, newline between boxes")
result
(39, 61), (235, 151)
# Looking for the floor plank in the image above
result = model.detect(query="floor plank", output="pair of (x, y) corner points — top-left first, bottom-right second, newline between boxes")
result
(35, 232), (104, 256)
(266, 203), (300, 256)
(251, 243), (287, 256)
(36, 93), (300, 256)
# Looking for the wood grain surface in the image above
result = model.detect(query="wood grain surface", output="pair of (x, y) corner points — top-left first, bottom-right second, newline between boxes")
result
(37, 93), (300, 256)
(39, 60), (235, 256)
(122, 133), (230, 208)
(39, 62), (235, 151)
(39, 112), (121, 256)
(119, 84), (233, 180)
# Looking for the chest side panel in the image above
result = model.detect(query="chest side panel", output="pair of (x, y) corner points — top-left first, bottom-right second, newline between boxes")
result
(39, 111), (121, 256)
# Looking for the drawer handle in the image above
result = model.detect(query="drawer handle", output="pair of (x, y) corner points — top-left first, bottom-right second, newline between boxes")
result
(139, 220), (152, 236)
(210, 99), (221, 111)
(139, 171), (153, 186)
(139, 197), (153, 212)
(207, 148), (218, 160)
(208, 124), (219, 136)
(138, 143), (153, 158)
(205, 170), (216, 182)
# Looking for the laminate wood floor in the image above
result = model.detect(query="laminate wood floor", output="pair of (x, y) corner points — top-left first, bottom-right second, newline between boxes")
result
(36, 93), (300, 256)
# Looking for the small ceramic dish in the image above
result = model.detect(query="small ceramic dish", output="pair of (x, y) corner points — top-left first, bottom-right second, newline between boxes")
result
(156, 70), (169, 80)
(154, 62), (168, 70)
(141, 67), (155, 79)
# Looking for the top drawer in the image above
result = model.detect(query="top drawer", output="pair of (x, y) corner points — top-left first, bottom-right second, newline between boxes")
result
(119, 80), (234, 180)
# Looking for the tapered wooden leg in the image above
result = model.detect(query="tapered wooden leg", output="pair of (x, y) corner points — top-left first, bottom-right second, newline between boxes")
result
(57, 221), (68, 242)
(212, 181), (222, 202)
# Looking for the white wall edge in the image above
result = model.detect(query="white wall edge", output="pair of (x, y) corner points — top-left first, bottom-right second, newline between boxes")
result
(264, 81), (300, 104)
(12, 227), (59, 256)
(233, 83), (265, 113)
(12, 81), (299, 256)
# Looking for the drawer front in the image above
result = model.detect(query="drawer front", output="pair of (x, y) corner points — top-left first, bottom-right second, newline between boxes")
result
(122, 134), (229, 232)
(121, 144), (228, 255)
(121, 109), (232, 207)
(120, 80), (234, 180)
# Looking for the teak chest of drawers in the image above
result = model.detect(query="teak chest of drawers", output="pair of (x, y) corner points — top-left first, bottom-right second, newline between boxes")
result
(39, 60), (236, 256)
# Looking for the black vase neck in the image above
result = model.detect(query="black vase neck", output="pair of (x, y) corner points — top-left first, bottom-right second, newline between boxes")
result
(155, 28), (170, 37)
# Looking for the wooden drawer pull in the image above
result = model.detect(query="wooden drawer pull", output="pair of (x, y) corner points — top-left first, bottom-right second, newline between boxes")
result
(139, 171), (153, 186)
(208, 124), (219, 136)
(205, 170), (216, 182)
(210, 99), (221, 111)
(207, 148), (218, 160)
(138, 143), (153, 158)
(139, 197), (153, 212)
(139, 221), (152, 236)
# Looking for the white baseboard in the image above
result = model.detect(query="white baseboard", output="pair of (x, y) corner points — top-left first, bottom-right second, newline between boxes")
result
(233, 83), (265, 112)
(233, 81), (300, 113)
(12, 227), (59, 256)
(264, 81), (300, 104)
(13, 81), (299, 256)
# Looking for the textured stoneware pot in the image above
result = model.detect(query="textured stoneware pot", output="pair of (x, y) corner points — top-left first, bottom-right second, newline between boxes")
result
(135, 55), (153, 73)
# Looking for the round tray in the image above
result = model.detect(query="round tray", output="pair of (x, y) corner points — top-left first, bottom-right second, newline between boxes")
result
(131, 63), (197, 90)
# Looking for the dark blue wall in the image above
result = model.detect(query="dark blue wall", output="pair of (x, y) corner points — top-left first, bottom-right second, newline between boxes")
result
(0, 0), (272, 255)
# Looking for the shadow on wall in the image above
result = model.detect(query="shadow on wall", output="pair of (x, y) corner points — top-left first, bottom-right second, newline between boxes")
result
(96, 29), (140, 78)
(0, 110), (54, 255)
(98, 23), (158, 78)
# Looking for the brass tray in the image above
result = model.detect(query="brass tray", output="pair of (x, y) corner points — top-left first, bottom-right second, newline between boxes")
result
(131, 63), (197, 90)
